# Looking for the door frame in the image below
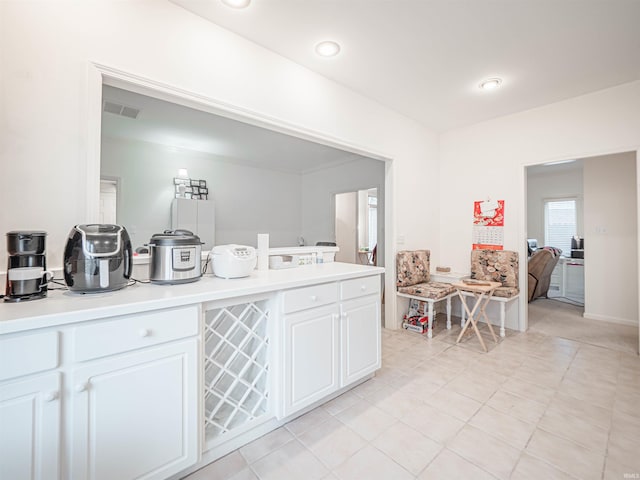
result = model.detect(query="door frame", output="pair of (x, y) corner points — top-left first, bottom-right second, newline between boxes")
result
(519, 148), (640, 354)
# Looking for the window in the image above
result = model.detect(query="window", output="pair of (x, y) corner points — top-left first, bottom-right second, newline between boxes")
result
(544, 199), (577, 255)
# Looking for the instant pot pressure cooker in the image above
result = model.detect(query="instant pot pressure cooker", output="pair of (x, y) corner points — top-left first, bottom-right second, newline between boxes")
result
(148, 230), (203, 284)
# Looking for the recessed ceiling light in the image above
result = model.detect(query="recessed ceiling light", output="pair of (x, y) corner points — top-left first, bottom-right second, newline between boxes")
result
(221, 0), (251, 8)
(479, 78), (502, 90)
(315, 41), (341, 57)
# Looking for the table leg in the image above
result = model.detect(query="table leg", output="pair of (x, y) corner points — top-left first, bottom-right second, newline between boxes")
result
(427, 301), (434, 339)
(446, 295), (451, 330)
(477, 294), (498, 343)
(500, 303), (506, 337)
(456, 291), (488, 352)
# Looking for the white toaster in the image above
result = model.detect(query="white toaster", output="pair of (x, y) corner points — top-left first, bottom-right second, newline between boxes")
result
(211, 245), (257, 279)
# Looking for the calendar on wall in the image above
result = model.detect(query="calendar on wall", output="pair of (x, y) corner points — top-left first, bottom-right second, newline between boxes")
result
(472, 199), (504, 250)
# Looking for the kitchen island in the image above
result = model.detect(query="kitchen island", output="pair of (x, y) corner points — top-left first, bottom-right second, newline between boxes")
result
(0, 262), (383, 480)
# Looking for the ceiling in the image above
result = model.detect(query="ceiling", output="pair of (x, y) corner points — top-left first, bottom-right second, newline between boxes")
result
(102, 85), (371, 173)
(170, 0), (640, 132)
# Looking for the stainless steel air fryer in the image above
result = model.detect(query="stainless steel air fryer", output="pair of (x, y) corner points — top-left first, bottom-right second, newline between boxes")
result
(63, 224), (132, 293)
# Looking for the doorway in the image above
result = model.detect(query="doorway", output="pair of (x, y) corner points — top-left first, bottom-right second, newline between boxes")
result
(524, 151), (639, 352)
(99, 178), (118, 224)
(335, 188), (381, 266)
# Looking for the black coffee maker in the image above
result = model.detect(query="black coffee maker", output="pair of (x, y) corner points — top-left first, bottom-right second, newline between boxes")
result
(5, 231), (51, 302)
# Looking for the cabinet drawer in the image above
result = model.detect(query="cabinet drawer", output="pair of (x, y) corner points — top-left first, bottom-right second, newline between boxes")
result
(282, 283), (337, 314)
(73, 305), (199, 362)
(340, 276), (380, 301)
(0, 331), (59, 381)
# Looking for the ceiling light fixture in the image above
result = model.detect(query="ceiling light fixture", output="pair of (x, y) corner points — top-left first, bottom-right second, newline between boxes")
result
(315, 41), (341, 57)
(479, 78), (503, 91)
(221, 0), (251, 9)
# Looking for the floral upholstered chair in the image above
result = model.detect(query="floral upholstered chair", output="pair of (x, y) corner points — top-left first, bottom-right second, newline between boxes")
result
(396, 250), (455, 338)
(467, 249), (520, 337)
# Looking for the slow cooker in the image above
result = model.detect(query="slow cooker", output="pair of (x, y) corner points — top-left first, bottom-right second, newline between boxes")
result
(148, 230), (203, 284)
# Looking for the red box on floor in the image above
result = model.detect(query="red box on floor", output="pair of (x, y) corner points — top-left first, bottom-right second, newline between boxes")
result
(402, 315), (429, 334)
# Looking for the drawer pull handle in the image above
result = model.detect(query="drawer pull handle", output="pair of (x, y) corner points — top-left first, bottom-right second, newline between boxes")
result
(361, 285), (367, 291)
(139, 328), (151, 338)
(75, 383), (89, 393)
(44, 391), (59, 402)
(310, 295), (318, 302)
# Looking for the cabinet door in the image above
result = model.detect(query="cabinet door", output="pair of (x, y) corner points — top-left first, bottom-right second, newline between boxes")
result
(282, 305), (339, 417)
(340, 296), (381, 386)
(70, 340), (198, 480)
(0, 373), (60, 480)
(565, 263), (585, 303)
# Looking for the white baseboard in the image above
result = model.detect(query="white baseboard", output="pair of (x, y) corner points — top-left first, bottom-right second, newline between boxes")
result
(583, 312), (638, 327)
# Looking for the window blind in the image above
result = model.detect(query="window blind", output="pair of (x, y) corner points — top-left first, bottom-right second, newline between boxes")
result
(544, 199), (576, 255)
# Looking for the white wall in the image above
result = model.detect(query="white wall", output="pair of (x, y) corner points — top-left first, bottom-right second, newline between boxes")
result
(101, 136), (302, 249)
(526, 164), (584, 247)
(335, 192), (357, 264)
(0, 0), (440, 328)
(583, 152), (638, 325)
(300, 156), (386, 263)
(440, 80), (640, 330)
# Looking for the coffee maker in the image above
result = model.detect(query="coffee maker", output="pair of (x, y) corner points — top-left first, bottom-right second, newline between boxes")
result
(5, 231), (51, 302)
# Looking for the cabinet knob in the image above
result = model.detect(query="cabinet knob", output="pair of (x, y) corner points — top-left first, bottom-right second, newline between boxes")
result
(360, 285), (367, 291)
(310, 295), (318, 302)
(341, 312), (348, 318)
(75, 382), (89, 393)
(44, 391), (59, 402)
(138, 328), (151, 337)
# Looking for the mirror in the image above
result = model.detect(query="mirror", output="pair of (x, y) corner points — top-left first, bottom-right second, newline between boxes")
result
(100, 85), (386, 261)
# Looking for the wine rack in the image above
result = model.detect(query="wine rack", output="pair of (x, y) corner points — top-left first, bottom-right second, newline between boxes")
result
(203, 299), (270, 443)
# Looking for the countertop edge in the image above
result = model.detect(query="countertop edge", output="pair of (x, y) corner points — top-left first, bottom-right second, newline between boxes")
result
(0, 263), (385, 335)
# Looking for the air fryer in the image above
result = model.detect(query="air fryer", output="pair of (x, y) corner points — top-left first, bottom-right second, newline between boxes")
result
(63, 224), (132, 293)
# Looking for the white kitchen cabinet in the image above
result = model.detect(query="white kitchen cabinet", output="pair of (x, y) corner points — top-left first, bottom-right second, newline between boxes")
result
(340, 296), (381, 386)
(0, 264), (383, 479)
(281, 276), (381, 418)
(0, 330), (61, 480)
(0, 373), (61, 480)
(70, 339), (198, 480)
(282, 304), (340, 416)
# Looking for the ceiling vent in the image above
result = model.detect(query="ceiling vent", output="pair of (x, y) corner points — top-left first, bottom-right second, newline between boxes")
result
(103, 100), (140, 119)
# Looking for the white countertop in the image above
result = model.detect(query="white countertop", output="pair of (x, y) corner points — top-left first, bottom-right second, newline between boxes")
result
(131, 246), (339, 265)
(268, 246), (339, 255)
(0, 262), (384, 335)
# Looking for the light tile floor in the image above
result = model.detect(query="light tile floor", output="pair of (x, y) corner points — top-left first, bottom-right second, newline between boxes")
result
(185, 300), (640, 480)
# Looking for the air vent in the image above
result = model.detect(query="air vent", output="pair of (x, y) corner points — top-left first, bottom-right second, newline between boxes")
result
(102, 100), (140, 119)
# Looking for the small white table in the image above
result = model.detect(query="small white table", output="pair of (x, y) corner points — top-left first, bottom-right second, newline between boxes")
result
(452, 280), (502, 352)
